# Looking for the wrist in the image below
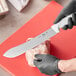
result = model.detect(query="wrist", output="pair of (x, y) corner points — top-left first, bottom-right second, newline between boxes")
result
(58, 60), (65, 72)
(58, 60), (71, 72)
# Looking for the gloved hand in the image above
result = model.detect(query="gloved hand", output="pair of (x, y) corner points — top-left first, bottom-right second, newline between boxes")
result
(34, 54), (62, 75)
(54, 0), (76, 30)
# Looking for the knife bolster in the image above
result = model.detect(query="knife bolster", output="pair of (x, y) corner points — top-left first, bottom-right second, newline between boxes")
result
(51, 24), (60, 33)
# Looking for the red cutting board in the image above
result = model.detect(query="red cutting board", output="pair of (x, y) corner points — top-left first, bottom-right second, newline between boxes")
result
(0, 1), (76, 76)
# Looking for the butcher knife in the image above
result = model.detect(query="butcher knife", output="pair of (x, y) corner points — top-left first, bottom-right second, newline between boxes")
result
(3, 14), (72, 58)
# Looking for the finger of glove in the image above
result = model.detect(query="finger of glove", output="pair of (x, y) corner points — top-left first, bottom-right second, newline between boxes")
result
(33, 59), (41, 67)
(72, 13), (76, 25)
(35, 54), (44, 59)
(62, 25), (69, 30)
(68, 17), (73, 29)
(54, 1), (75, 24)
(54, 11), (65, 24)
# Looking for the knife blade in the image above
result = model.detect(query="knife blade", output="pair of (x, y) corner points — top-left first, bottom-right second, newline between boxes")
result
(3, 14), (72, 58)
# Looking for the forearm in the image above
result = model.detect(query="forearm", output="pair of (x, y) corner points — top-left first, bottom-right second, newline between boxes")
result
(58, 58), (76, 72)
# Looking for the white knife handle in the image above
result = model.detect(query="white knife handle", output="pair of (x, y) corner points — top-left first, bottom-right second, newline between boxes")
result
(51, 14), (72, 33)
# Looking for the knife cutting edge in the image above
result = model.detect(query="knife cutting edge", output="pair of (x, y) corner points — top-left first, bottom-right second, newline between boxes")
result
(3, 14), (72, 58)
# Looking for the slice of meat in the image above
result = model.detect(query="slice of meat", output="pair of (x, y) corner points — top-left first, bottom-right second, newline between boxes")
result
(25, 38), (51, 67)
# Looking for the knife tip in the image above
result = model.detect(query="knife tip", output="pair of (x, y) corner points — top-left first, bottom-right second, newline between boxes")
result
(3, 53), (10, 58)
(3, 53), (15, 58)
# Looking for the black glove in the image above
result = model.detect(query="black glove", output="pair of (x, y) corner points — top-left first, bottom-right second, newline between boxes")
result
(54, 0), (76, 30)
(34, 54), (62, 75)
